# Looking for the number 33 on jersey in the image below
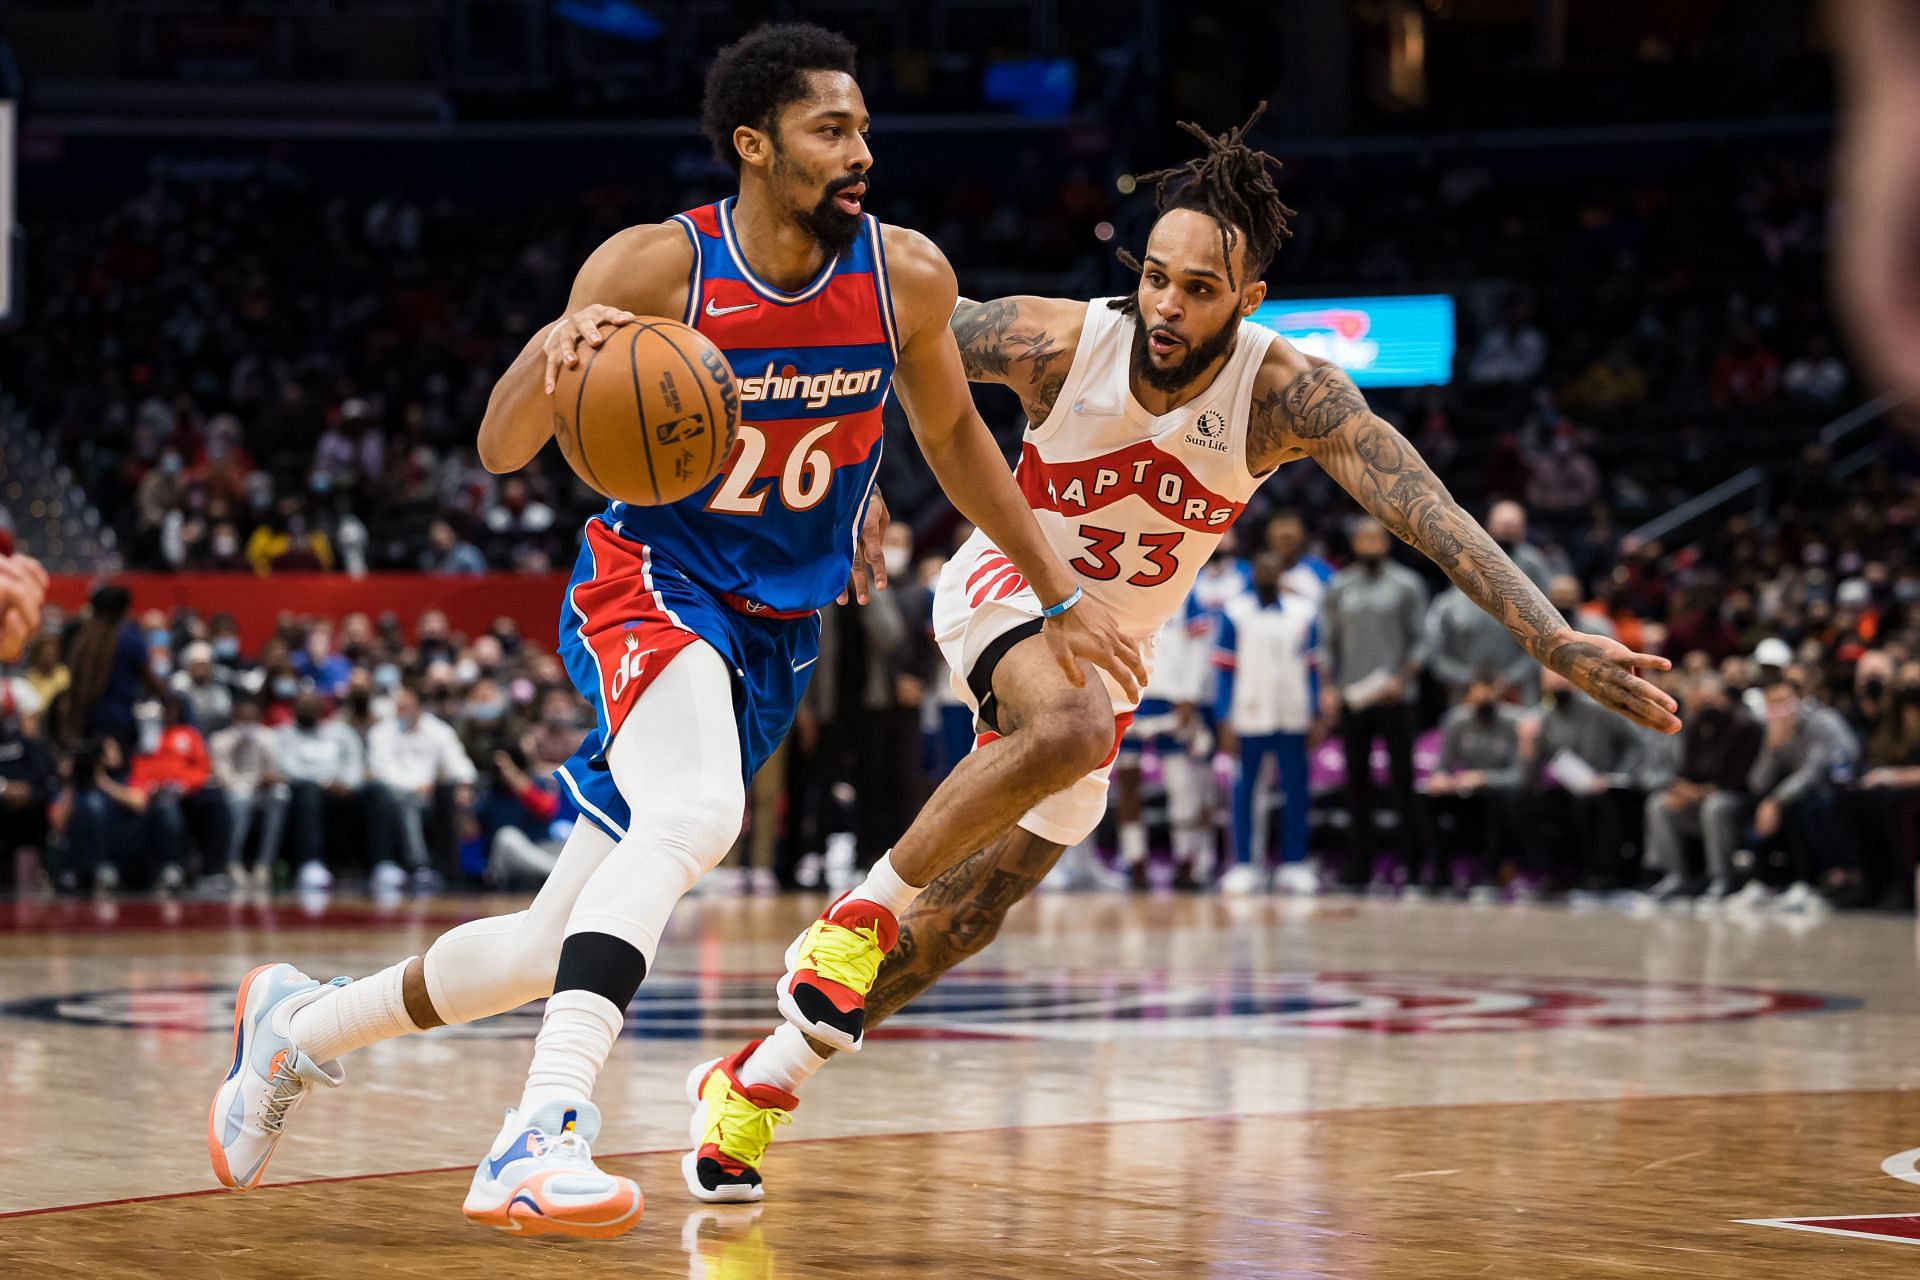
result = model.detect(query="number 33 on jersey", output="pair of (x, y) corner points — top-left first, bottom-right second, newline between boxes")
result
(1012, 297), (1277, 636)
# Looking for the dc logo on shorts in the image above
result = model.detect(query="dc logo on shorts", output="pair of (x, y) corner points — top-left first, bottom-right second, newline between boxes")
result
(609, 633), (654, 704)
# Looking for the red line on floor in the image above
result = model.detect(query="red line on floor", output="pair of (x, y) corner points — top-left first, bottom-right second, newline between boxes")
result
(4, 1084), (1910, 1222)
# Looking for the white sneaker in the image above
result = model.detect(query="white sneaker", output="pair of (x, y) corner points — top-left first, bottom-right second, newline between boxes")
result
(369, 861), (408, 897)
(158, 863), (186, 894)
(1693, 877), (1732, 916)
(1775, 881), (1832, 917)
(207, 964), (348, 1190)
(462, 1100), (643, 1238)
(1275, 861), (1319, 897)
(296, 860), (333, 893)
(1218, 864), (1267, 896)
(93, 863), (120, 895)
(1726, 880), (1776, 913)
(1644, 872), (1686, 902)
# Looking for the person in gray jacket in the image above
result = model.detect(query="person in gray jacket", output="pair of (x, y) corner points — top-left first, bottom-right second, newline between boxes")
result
(1320, 518), (1433, 887)
(1746, 676), (1861, 910)
(1425, 672), (1527, 892)
(1426, 585), (1543, 704)
(1519, 668), (1648, 889)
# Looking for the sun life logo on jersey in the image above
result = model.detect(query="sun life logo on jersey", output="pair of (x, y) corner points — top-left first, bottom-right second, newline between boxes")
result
(609, 633), (654, 704)
(737, 362), (885, 410)
(1186, 408), (1230, 453)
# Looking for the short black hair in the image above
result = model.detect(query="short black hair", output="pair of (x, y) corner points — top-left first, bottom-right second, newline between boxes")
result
(701, 23), (859, 174)
(1115, 102), (1296, 308)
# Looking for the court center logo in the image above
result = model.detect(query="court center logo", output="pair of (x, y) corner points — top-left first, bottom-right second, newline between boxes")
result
(0, 971), (1845, 1042)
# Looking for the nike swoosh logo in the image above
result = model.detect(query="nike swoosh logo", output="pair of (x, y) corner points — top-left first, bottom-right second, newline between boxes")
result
(705, 299), (757, 318)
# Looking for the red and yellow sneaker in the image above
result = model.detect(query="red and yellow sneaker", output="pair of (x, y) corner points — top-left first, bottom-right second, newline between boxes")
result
(775, 892), (898, 1052)
(682, 1041), (796, 1203)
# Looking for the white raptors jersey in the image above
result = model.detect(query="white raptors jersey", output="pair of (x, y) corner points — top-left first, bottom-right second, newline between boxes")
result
(1014, 299), (1279, 638)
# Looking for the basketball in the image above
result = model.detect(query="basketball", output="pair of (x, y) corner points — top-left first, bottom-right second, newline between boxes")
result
(550, 318), (741, 506)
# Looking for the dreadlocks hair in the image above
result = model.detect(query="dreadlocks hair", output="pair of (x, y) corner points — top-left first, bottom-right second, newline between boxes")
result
(701, 23), (858, 175)
(1111, 102), (1296, 314)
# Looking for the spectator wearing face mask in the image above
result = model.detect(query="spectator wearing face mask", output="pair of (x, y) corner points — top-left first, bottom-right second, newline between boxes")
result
(1320, 518), (1433, 888)
(1518, 668), (1649, 891)
(51, 734), (150, 893)
(170, 641), (234, 733)
(189, 521), (251, 573)
(1213, 553), (1321, 896)
(1742, 676), (1862, 911)
(209, 695), (287, 891)
(251, 638), (306, 726)
(1642, 673), (1764, 902)
(276, 691), (370, 892)
(131, 697), (231, 890)
(1425, 672), (1529, 895)
(366, 684), (478, 893)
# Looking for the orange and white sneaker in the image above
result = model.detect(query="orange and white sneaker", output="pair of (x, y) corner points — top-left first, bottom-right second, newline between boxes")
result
(775, 892), (898, 1052)
(207, 963), (348, 1191)
(681, 1041), (796, 1203)
(462, 1100), (643, 1239)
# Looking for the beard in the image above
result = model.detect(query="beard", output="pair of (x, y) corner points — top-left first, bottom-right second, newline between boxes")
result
(1130, 308), (1242, 394)
(777, 154), (867, 257)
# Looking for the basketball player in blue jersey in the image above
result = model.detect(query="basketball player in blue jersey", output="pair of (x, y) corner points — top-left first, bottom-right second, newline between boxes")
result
(204, 23), (1145, 1238)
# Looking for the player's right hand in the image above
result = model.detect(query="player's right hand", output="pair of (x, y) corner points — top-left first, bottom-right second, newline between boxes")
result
(1041, 594), (1146, 703)
(0, 553), (49, 664)
(543, 305), (638, 394)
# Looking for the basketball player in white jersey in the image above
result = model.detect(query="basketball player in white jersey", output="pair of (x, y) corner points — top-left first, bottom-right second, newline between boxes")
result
(680, 106), (1684, 1202)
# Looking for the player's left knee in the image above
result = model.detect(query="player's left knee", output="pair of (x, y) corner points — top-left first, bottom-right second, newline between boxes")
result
(1020, 699), (1115, 786)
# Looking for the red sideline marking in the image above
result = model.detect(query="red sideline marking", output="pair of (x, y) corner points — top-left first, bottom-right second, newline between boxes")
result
(11, 1086), (1915, 1223)
(1739, 1215), (1920, 1247)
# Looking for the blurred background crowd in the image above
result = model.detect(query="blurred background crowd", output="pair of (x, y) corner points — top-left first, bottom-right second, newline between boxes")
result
(0, 0), (1911, 914)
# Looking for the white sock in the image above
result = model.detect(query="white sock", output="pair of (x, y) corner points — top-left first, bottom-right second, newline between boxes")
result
(737, 1021), (829, 1095)
(1118, 822), (1148, 866)
(287, 959), (421, 1062)
(848, 850), (924, 916)
(517, 989), (623, 1116)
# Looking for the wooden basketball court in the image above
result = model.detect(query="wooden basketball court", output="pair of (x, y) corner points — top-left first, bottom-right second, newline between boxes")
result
(3, 891), (1918, 1276)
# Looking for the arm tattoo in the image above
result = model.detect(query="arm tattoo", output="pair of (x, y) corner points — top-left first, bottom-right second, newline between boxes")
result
(1273, 362), (1568, 664)
(950, 298), (1071, 423)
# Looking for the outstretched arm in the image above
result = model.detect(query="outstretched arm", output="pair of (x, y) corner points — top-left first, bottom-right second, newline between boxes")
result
(883, 228), (1146, 699)
(949, 295), (1086, 423)
(1251, 350), (1679, 733)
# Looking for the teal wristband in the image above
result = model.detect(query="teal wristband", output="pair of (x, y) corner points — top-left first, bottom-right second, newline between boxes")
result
(1038, 586), (1084, 619)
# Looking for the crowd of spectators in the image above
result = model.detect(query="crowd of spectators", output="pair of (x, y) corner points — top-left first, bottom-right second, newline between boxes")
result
(3, 121), (1913, 909)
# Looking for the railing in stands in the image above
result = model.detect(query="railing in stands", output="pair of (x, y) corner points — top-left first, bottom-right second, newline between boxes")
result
(1624, 390), (1914, 546)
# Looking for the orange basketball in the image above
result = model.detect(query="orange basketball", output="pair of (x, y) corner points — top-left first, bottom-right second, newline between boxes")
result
(550, 318), (741, 506)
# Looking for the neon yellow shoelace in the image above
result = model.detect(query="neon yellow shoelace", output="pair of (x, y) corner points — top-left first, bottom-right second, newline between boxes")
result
(798, 919), (884, 994)
(704, 1076), (793, 1168)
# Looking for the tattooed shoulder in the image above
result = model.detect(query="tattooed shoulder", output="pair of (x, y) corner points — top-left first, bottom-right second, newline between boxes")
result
(950, 296), (1076, 423)
(1280, 362), (1370, 440)
(951, 298), (1019, 380)
(1247, 359), (1370, 471)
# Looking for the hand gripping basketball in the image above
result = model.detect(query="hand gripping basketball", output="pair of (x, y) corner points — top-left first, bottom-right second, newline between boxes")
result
(543, 304), (638, 395)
